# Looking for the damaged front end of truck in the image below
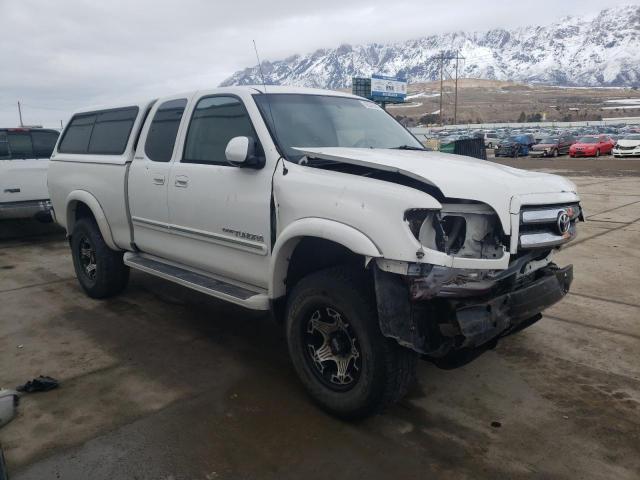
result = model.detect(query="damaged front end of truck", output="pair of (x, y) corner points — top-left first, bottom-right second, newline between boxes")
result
(373, 201), (582, 367)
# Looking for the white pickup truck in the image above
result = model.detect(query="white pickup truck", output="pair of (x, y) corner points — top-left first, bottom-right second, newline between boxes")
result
(1, 127), (59, 220)
(48, 86), (582, 418)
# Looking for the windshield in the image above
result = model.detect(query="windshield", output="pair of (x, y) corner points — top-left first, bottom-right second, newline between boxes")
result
(253, 94), (423, 162)
(577, 137), (598, 144)
(540, 138), (559, 144)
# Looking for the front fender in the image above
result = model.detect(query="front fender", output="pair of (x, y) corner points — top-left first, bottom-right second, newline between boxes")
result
(269, 218), (381, 298)
(65, 190), (119, 251)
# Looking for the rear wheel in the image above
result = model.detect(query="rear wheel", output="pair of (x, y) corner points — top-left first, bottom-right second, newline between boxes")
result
(286, 266), (417, 419)
(71, 217), (129, 298)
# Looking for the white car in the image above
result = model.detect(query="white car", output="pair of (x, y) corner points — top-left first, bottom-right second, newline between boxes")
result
(0, 128), (59, 220)
(612, 134), (640, 157)
(47, 86), (582, 418)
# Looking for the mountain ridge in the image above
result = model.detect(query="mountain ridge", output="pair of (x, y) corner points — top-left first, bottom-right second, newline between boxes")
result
(221, 4), (640, 89)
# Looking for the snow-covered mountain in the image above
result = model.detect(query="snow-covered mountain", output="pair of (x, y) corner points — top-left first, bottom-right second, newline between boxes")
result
(221, 5), (640, 89)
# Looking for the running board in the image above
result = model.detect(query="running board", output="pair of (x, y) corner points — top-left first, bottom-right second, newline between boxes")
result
(123, 253), (270, 310)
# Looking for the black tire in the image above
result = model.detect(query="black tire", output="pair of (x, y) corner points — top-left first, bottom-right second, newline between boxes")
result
(596, 149), (600, 157)
(70, 217), (129, 298)
(553, 149), (559, 157)
(285, 266), (417, 419)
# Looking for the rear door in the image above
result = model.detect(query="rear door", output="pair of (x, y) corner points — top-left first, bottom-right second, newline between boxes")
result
(128, 96), (189, 258)
(0, 129), (58, 204)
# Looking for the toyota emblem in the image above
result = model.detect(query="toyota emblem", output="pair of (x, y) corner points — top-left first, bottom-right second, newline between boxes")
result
(556, 211), (571, 235)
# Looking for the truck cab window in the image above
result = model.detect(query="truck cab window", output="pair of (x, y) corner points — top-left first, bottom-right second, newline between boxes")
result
(7, 132), (34, 159)
(32, 131), (60, 158)
(183, 96), (258, 165)
(145, 98), (187, 162)
(0, 132), (9, 159)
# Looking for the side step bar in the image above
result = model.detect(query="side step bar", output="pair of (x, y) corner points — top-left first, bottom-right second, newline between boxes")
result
(124, 253), (270, 310)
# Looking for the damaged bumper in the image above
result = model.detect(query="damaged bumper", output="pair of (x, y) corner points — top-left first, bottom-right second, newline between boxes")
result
(373, 263), (573, 358)
(453, 264), (572, 347)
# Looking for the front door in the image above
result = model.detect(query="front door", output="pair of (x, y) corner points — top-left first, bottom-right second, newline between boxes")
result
(128, 97), (189, 257)
(166, 94), (272, 289)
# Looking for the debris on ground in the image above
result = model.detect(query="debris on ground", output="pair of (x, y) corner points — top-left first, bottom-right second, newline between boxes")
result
(16, 376), (59, 393)
(0, 390), (20, 429)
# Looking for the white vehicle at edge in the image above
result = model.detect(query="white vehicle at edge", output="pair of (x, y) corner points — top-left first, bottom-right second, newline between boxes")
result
(0, 128), (59, 220)
(47, 86), (583, 418)
(612, 134), (640, 157)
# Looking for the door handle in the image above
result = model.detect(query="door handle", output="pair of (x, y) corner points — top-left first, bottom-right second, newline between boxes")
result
(174, 176), (189, 188)
(153, 175), (165, 185)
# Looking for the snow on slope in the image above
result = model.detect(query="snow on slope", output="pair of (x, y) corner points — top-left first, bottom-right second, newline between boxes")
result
(221, 5), (640, 89)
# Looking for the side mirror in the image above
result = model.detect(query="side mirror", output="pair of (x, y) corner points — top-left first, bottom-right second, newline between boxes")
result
(225, 136), (264, 168)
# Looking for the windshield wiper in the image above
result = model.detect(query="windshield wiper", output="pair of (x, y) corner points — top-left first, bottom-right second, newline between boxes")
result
(390, 145), (425, 151)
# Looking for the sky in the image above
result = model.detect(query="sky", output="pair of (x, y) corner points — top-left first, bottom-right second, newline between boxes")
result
(0, 0), (635, 127)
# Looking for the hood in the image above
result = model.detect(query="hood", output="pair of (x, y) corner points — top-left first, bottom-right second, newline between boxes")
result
(572, 142), (596, 148)
(617, 139), (640, 147)
(294, 147), (578, 231)
(532, 143), (556, 150)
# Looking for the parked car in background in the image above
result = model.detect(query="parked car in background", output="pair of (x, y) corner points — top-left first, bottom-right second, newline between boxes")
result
(569, 135), (615, 158)
(530, 135), (575, 158)
(495, 134), (535, 157)
(0, 127), (59, 220)
(483, 132), (501, 149)
(612, 134), (640, 157)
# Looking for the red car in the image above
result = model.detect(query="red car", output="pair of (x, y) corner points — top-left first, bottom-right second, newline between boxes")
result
(569, 135), (615, 157)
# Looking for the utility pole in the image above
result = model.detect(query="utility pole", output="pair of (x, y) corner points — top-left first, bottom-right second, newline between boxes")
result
(439, 56), (444, 126)
(454, 52), (459, 125)
(17, 101), (24, 127)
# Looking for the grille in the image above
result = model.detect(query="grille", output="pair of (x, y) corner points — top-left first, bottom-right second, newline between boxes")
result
(519, 204), (581, 249)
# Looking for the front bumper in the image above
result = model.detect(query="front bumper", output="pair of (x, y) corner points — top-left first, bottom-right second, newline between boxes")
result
(374, 264), (573, 356)
(613, 149), (640, 157)
(453, 265), (572, 347)
(530, 150), (552, 157)
(0, 199), (53, 220)
(570, 150), (596, 157)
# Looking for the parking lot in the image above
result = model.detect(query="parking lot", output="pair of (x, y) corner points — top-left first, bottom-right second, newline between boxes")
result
(1, 157), (639, 480)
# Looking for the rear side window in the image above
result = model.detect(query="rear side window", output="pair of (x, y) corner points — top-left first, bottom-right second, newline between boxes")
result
(183, 96), (257, 165)
(145, 99), (187, 162)
(58, 107), (139, 154)
(58, 114), (96, 153)
(32, 131), (60, 157)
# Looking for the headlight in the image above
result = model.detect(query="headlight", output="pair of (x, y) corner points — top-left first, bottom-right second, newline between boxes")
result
(405, 205), (505, 259)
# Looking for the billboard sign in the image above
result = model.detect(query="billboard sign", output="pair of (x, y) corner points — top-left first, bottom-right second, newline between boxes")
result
(370, 74), (407, 101)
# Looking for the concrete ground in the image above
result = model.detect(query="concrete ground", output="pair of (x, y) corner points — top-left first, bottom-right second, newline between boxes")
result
(1, 158), (639, 480)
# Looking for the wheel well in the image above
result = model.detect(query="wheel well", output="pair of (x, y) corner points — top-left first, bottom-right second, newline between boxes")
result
(286, 238), (365, 291)
(270, 237), (367, 323)
(75, 202), (94, 222)
(67, 201), (96, 237)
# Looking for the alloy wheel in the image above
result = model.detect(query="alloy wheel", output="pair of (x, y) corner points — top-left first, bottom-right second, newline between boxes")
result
(303, 306), (362, 391)
(78, 236), (97, 281)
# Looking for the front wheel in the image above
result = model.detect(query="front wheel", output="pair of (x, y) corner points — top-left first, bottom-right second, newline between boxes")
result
(285, 266), (417, 419)
(71, 217), (129, 298)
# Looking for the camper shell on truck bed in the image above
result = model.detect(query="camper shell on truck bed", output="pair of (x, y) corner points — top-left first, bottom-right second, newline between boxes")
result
(48, 86), (582, 418)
